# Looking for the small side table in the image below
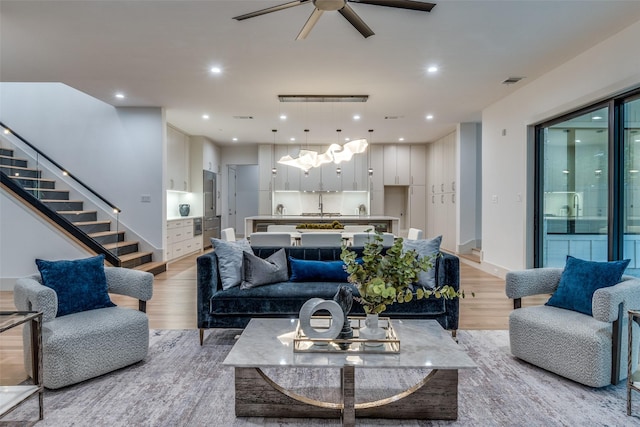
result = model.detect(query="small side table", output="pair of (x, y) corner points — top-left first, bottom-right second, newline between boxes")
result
(0, 311), (43, 421)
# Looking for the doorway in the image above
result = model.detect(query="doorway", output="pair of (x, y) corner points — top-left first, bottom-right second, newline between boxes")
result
(227, 164), (259, 238)
(384, 186), (407, 232)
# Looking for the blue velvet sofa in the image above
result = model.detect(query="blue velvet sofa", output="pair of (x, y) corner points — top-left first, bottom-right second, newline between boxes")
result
(197, 246), (460, 345)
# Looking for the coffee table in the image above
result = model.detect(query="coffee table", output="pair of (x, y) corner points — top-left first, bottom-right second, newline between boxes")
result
(223, 318), (476, 426)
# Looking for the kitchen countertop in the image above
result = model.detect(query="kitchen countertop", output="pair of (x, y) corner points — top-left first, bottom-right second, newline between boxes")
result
(167, 215), (202, 221)
(245, 215), (399, 220)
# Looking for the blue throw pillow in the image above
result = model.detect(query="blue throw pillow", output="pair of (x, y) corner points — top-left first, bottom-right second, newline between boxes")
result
(402, 235), (442, 289)
(35, 254), (115, 317)
(546, 256), (630, 316)
(289, 257), (350, 282)
(211, 238), (252, 290)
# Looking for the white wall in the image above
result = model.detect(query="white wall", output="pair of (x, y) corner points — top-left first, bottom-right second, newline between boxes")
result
(481, 19), (640, 275)
(0, 83), (165, 284)
(457, 122), (481, 252)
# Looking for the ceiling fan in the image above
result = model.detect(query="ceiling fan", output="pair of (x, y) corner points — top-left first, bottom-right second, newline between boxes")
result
(233, 0), (436, 40)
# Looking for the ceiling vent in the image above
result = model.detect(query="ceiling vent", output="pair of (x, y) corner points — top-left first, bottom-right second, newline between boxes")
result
(278, 95), (368, 103)
(233, 115), (254, 119)
(385, 115), (403, 120)
(502, 77), (525, 85)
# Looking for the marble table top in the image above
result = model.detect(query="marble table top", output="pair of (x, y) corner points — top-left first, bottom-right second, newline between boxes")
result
(223, 318), (477, 370)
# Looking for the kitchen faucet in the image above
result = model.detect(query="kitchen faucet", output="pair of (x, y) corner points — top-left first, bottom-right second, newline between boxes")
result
(318, 193), (323, 216)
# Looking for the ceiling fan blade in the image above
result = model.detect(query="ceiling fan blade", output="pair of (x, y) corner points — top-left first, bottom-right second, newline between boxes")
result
(339, 4), (374, 38)
(296, 9), (324, 40)
(348, 0), (436, 12)
(233, 0), (309, 21)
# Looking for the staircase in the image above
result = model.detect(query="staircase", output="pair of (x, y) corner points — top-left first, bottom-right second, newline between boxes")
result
(0, 147), (166, 275)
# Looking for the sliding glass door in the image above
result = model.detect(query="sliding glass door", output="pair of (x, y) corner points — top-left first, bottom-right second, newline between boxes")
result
(623, 97), (640, 276)
(539, 107), (609, 267)
(536, 89), (640, 277)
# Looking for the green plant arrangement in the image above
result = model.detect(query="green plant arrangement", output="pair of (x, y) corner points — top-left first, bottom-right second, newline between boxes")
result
(340, 231), (467, 315)
(296, 220), (344, 230)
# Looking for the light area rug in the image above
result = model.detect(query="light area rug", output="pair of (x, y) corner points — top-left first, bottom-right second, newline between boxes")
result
(2, 329), (639, 426)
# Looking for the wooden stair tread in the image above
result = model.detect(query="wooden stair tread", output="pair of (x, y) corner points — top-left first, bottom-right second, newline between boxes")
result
(459, 252), (481, 263)
(23, 187), (68, 193)
(103, 241), (139, 250)
(9, 176), (55, 182)
(57, 210), (97, 214)
(89, 230), (124, 237)
(73, 220), (111, 226)
(0, 164), (38, 171)
(41, 199), (83, 203)
(133, 261), (167, 275)
(119, 251), (153, 262)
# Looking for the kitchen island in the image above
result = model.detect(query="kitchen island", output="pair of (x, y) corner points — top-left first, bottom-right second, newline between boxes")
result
(245, 216), (400, 235)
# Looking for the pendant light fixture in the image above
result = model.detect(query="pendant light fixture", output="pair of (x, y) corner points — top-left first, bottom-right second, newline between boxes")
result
(271, 129), (278, 177)
(368, 129), (374, 176)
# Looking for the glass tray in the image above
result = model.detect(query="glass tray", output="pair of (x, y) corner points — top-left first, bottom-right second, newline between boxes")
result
(293, 316), (400, 354)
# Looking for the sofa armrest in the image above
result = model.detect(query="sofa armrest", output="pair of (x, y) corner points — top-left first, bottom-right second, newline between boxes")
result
(593, 278), (640, 323)
(197, 252), (220, 329)
(14, 275), (57, 322)
(105, 267), (153, 303)
(437, 253), (460, 291)
(505, 268), (562, 300)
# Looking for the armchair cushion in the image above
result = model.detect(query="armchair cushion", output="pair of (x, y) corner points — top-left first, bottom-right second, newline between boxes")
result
(35, 254), (115, 317)
(546, 256), (629, 316)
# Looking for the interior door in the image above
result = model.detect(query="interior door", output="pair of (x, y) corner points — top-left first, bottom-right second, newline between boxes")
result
(227, 165), (237, 236)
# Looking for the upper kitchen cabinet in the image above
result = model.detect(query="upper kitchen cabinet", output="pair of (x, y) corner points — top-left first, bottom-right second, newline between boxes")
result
(383, 144), (411, 185)
(340, 152), (368, 191)
(299, 147), (323, 191)
(167, 125), (190, 191)
(369, 145), (384, 192)
(258, 145), (274, 192)
(189, 136), (222, 215)
(320, 158), (342, 192)
(274, 145), (301, 191)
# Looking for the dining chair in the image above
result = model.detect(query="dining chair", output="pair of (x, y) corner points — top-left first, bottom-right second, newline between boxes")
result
(221, 228), (236, 242)
(352, 232), (395, 247)
(407, 228), (424, 240)
(249, 232), (293, 247)
(299, 232), (343, 247)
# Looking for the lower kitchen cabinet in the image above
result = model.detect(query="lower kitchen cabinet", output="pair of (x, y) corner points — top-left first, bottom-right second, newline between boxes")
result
(166, 218), (203, 261)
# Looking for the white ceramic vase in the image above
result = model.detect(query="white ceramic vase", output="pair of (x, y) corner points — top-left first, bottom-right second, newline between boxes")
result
(359, 313), (386, 347)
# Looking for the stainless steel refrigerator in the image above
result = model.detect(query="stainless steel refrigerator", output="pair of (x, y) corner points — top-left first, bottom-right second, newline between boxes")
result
(203, 170), (220, 248)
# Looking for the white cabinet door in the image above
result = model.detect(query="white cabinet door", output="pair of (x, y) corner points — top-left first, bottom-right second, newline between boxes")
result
(299, 146), (322, 191)
(383, 144), (411, 185)
(370, 190), (385, 215)
(258, 145), (273, 192)
(258, 190), (272, 215)
(167, 126), (190, 191)
(321, 161), (342, 191)
(410, 145), (426, 186)
(274, 145), (301, 191)
(409, 185), (427, 232)
(369, 145), (385, 192)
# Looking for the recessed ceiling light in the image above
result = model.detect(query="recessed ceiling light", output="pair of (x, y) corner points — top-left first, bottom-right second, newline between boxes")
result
(210, 66), (222, 74)
(427, 66), (438, 73)
(290, 137), (296, 142)
(202, 114), (210, 120)
(426, 114), (434, 120)
(399, 137), (405, 142)
(232, 137), (238, 142)
(345, 138), (350, 142)
(115, 93), (125, 99)
(280, 115), (287, 120)
(353, 115), (361, 120)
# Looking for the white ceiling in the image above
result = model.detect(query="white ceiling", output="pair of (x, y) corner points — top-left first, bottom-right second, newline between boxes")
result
(2, 0), (640, 146)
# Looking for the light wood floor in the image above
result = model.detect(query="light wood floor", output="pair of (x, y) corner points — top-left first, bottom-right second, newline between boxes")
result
(0, 250), (546, 385)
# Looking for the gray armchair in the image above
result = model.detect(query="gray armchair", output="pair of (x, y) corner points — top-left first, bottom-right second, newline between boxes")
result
(14, 267), (153, 389)
(506, 268), (640, 387)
